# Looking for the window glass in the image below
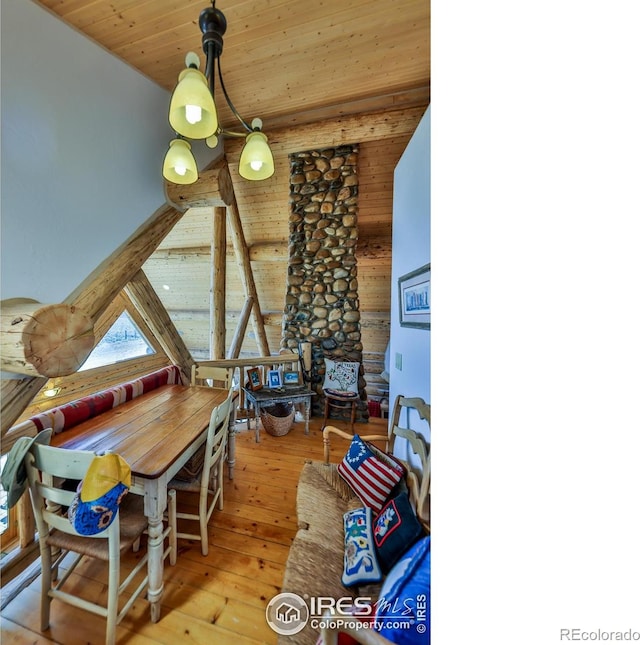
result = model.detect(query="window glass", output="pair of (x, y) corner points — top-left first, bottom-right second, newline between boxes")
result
(80, 311), (155, 371)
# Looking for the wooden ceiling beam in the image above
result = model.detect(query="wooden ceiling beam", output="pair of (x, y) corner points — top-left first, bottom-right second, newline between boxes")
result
(225, 106), (427, 158)
(164, 158), (228, 213)
(124, 270), (194, 383)
(66, 203), (185, 321)
(258, 87), (430, 133)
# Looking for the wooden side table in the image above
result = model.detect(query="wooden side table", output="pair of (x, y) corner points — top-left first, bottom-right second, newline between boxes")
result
(243, 385), (315, 442)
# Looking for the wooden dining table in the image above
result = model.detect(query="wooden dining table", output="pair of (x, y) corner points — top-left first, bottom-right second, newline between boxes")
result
(49, 384), (231, 622)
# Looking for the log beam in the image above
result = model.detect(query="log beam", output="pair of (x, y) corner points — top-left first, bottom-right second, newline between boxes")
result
(0, 377), (47, 435)
(66, 203), (184, 322)
(164, 158), (228, 212)
(1, 299), (94, 377)
(123, 270), (194, 382)
(200, 353), (299, 369)
(151, 242), (290, 262)
(225, 106), (426, 159)
(227, 297), (254, 359)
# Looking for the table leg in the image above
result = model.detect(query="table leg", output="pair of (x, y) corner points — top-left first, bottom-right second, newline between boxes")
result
(304, 397), (310, 435)
(254, 402), (261, 443)
(144, 483), (166, 623)
(227, 417), (236, 480)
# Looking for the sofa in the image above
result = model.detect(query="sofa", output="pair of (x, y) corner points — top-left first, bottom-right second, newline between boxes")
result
(277, 396), (431, 645)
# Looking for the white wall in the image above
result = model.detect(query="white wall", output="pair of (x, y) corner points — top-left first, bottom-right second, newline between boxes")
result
(389, 107), (430, 453)
(0, 1), (209, 304)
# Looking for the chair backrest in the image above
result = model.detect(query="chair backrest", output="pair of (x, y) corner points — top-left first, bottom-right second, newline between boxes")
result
(25, 444), (120, 544)
(389, 396), (431, 531)
(191, 364), (233, 389)
(201, 390), (234, 482)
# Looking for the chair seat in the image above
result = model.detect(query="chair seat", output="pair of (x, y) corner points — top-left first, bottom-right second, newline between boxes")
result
(172, 445), (206, 482)
(169, 474), (203, 492)
(322, 389), (359, 434)
(46, 494), (148, 560)
(324, 389), (359, 400)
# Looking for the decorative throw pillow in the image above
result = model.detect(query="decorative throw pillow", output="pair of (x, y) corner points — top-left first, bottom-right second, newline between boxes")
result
(342, 506), (382, 586)
(323, 359), (359, 397)
(374, 536), (431, 644)
(373, 491), (425, 573)
(337, 435), (405, 514)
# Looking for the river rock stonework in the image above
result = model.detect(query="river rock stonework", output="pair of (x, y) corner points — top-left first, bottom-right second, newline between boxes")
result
(281, 145), (368, 421)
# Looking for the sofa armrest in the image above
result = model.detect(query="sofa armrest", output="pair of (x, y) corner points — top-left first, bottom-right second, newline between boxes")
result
(322, 425), (389, 464)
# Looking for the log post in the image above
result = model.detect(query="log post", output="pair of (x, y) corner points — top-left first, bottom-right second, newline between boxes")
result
(218, 165), (271, 357)
(227, 297), (254, 359)
(1, 299), (94, 378)
(212, 206), (227, 359)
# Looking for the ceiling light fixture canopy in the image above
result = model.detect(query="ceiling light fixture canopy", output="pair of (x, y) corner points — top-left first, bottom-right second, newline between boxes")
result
(162, 2), (274, 185)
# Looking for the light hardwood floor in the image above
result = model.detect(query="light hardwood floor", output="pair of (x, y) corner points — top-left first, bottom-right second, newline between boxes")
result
(0, 415), (387, 644)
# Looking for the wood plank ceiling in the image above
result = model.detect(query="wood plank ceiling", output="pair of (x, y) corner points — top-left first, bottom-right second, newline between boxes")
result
(33, 0), (430, 131)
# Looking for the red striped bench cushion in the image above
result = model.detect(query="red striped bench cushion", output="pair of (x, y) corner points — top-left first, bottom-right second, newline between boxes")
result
(21, 366), (182, 436)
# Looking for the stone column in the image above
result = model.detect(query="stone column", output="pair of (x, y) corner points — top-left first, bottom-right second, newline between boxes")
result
(281, 145), (368, 421)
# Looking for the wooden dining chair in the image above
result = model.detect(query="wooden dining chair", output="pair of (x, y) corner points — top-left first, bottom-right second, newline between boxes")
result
(168, 389), (234, 557)
(24, 443), (174, 645)
(321, 358), (361, 433)
(191, 363), (233, 389)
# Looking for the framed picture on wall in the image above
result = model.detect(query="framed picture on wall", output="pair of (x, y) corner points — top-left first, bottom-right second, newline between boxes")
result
(398, 263), (430, 329)
(247, 367), (263, 391)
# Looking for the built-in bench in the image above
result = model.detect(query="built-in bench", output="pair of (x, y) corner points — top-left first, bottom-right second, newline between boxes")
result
(6, 366), (183, 446)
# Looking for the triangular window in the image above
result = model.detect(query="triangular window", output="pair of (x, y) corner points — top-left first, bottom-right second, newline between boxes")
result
(80, 311), (155, 371)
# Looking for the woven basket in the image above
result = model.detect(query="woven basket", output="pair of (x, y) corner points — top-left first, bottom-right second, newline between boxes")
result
(260, 402), (295, 437)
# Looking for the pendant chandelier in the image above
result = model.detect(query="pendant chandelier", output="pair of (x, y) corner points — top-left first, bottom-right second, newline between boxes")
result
(162, 2), (275, 185)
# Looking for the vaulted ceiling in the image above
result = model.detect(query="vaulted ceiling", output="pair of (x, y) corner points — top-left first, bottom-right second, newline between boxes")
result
(34, 0), (430, 131)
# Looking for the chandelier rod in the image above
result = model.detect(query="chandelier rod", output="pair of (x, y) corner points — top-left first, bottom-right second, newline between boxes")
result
(217, 56), (252, 134)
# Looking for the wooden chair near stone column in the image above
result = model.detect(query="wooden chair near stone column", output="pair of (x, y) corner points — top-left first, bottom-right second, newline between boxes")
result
(321, 358), (361, 434)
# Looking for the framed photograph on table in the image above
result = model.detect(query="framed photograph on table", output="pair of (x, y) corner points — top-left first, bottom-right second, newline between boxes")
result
(268, 369), (283, 389)
(283, 371), (300, 386)
(247, 367), (262, 391)
(398, 263), (430, 329)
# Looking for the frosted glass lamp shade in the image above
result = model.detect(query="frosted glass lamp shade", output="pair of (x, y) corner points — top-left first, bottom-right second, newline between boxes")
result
(168, 67), (218, 139)
(163, 139), (198, 185)
(238, 131), (275, 180)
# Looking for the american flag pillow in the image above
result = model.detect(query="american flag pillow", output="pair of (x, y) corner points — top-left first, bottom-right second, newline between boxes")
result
(337, 435), (405, 514)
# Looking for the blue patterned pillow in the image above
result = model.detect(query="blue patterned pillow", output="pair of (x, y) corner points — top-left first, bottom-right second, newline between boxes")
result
(342, 506), (382, 587)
